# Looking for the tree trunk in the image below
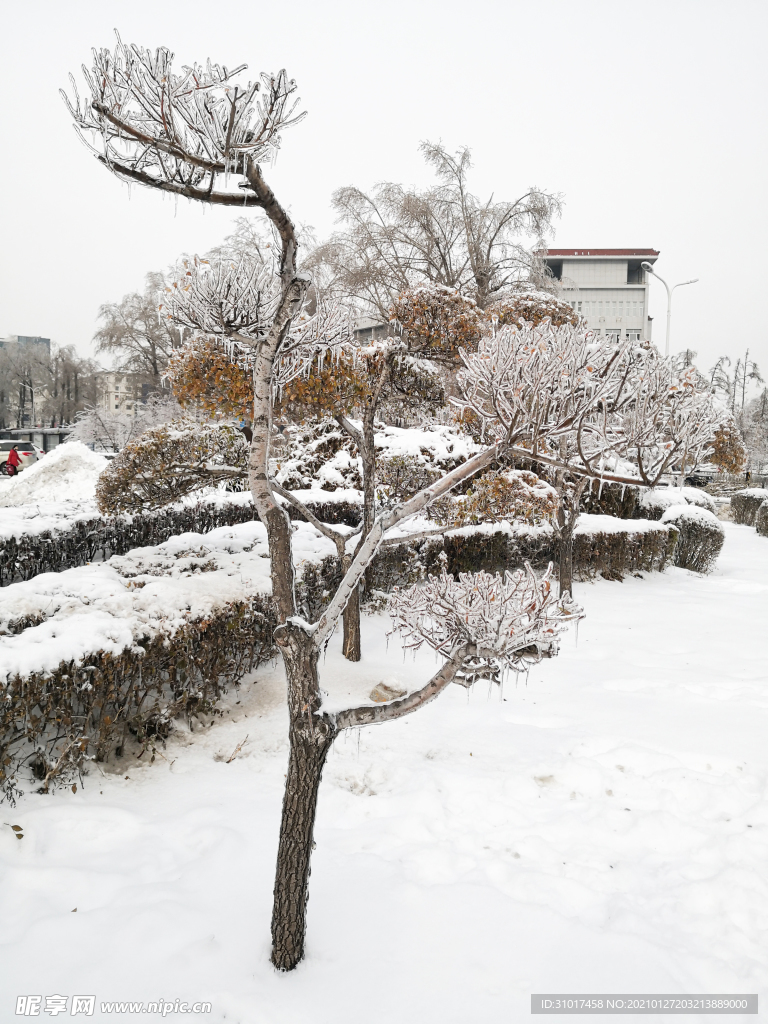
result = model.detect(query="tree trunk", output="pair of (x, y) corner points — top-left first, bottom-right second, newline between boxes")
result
(271, 625), (337, 971)
(342, 582), (362, 661)
(557, 499), (575, 599)
(556, 478), (587, 599)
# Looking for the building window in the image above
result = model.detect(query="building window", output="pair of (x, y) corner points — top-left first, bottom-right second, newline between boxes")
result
(626, 329), (641, 342)
(606, 329), (621, 343)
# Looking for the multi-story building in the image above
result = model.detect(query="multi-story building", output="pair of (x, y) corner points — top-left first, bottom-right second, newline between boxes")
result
(543, 249), (659, 342)
(95, 370), (143, 417)
(0, 335), (52, 355)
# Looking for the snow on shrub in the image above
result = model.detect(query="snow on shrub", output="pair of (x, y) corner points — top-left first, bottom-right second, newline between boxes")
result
(731, 489), (768, 527)
(0, 442), (109, 507)
(660, 504), (725, 573)
(0, 493), (258, 587)
(755, 500), (768, 538)
(680, 487), (716, 513)
(638, 487), (718, 521)
(0, 520), (338, 803)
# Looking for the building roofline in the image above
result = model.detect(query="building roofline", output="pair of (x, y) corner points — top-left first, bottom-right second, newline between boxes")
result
(544, 249), (660, 258)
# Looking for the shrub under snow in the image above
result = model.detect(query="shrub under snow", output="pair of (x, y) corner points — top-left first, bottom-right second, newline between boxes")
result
(755, 500), (768, 538)
(731, 489), (768, 527)
(661, 504), (725, 573)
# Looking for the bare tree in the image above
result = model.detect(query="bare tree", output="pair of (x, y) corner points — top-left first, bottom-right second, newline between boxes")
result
(68, 391), (182, 452)
(0, 341), (98, 430)
(309, 142), (563, 318)
(94, 272), (181, 389)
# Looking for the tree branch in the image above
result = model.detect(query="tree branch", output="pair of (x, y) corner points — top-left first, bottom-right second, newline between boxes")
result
(271, 480), (357, 557)
(98, 157), (262, 205)
(311, 443), (501, 650)
(335, 644), (473, 730)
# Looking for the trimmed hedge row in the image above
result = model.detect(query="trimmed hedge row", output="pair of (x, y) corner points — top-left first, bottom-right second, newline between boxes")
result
(731, 489), (768, 527)
(0, 495), (366, 588)
(755, 501), (768, 538)
(0, 500), (259, 587)
(1, 595), (276, 804)
(1, 515), (678, 802)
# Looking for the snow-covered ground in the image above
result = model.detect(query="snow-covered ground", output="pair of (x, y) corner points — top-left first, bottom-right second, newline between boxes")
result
(0, 523), (766, 1023)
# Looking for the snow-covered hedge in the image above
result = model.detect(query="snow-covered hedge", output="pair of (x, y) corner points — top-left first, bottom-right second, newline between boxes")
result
(368, 515), (675, 595)
(0, 494), (259, 587)
(1, 510), (680, 801)
(660, 505), (725, 573)
(637, 486), (717, 521)
(731, 489), (768, 527)
(0, 520), (341, 802)
(754, 500), (768, 538)
(573, 515), (676, 579)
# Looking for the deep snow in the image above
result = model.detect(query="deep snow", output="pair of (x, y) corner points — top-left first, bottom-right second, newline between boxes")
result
(0, 523), (766, 1023)
(0, 442), (109, 507)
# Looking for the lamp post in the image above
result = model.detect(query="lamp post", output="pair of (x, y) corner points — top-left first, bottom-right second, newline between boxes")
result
(641, 262), (698, 358)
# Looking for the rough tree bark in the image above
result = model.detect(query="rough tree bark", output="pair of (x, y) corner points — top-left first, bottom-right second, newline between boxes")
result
(270, 623), (338, 971)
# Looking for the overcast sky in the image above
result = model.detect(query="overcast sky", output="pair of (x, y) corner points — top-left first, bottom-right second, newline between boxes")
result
(1, 0), (766, 388)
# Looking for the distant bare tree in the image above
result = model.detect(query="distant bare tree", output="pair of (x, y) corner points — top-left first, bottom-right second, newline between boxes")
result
(0, 342), (97, 430)
(94, 272), (181, 389)
(309, 142), (563, 318)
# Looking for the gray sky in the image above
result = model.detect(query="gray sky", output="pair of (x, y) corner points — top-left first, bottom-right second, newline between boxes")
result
(1, 0), (766, 388)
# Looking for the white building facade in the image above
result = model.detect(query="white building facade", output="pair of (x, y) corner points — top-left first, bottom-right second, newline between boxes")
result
(95, 370), (142, 417)
(544, 248), (659, 343)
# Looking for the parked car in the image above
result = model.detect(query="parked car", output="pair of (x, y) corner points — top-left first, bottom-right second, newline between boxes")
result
(685, 463), (718, 487)
(0, 439), (38, 475)
(31, 443), (45, 459)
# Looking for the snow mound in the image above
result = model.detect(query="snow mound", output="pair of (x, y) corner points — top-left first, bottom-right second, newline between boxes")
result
(0, 442), (109, 507)
(680, 487), (716, 512)
(661, 503), (723, 528)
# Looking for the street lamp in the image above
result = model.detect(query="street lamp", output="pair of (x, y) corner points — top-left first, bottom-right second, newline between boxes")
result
(641, 262), (698, 358)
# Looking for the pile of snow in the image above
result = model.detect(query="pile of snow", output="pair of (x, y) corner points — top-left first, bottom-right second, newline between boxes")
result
(375, 423), (481, 468)
(0, 442), (109, 507)
(0, 519), (336, 683)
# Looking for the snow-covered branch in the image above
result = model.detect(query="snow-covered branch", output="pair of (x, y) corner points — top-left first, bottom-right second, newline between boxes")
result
(62, 36), (304, 204)
(388, 565), (581, 672)
(334, 644), (474, 730)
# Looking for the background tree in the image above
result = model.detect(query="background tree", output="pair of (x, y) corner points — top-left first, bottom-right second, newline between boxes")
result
(94, 272), (181, 391)
(310, 142), (563, 319)
(68, 391), (181, 452)
(0, 341), (98, 430)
